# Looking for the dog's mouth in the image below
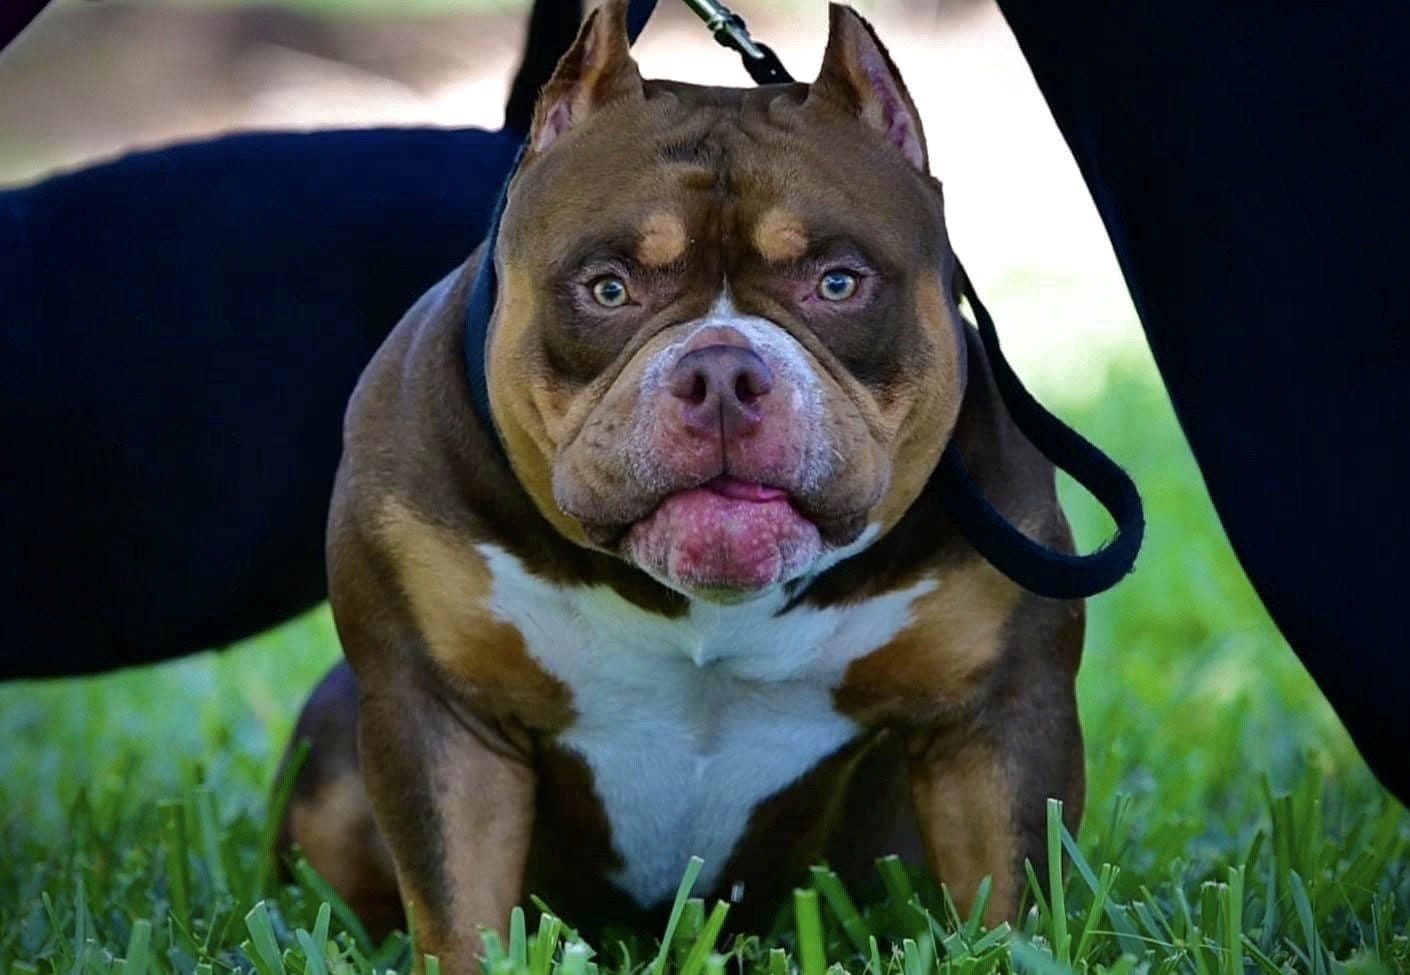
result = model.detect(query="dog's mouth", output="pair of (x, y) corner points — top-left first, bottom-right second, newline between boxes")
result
(622, 476), (825, 597)
(697, 476), (790, 503)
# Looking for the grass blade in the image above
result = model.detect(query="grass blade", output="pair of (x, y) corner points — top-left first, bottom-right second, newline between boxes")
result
(122, 919), (153, 975)
(195, 788), (231, 900)
(254, 738), (309, 904)
(794, 889), (826, 975)
(679, 901), (731, 975)
(70, 875), (90, 975)
(1222, 866), (1244, 975)
(312, 901), (331, 952)
(291, 858), (374, 954)
(1010, 939), (1072, 974)
(159, 800), (192, 933)
(1287, 871), (1325, 975)
(1045, 799), (1069, 967)
(964, 875), (992, 939)
(674, 900), (706, 966)
(810, 866), (872, 955)
(294, 929), (329, 975)
(649, 856), (705, 975)
(243, 901), (288, 975)
(531, 912), (564, 975)
(1072, 863), (1117, 963)
(875, 856), (922, 933)
(561, 941), (592, 975)
(510, 905), (529, 970)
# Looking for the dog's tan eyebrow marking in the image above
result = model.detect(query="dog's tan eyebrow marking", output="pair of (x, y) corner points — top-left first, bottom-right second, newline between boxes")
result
(637, 212), (688, 267)
(753, 207), (809, 264)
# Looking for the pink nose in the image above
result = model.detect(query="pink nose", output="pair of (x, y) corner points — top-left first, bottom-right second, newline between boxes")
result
(669, 344), (775, 439)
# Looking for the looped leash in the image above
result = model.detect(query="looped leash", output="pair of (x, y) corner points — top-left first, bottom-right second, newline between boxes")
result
(941, 270), (1144, 600)
(466, 0), (1143, 600)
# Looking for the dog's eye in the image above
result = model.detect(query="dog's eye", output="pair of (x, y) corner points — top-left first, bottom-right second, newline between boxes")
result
(817, 269), (860, 302)
(590, 275), (630, 308)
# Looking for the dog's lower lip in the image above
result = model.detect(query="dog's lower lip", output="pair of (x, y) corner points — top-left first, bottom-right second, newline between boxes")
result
(701, 476), (790, 502)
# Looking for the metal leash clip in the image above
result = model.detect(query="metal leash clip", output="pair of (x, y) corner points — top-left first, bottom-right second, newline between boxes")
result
(679, 0), (794, 84)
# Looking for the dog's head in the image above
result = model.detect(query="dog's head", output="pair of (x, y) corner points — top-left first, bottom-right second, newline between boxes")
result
(485, 1), (965, 601)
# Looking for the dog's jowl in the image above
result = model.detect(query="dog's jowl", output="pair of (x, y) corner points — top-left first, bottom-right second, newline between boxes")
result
(278, 3), (1085, 965)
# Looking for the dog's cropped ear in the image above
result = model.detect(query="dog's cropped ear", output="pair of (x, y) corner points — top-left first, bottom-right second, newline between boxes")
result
(807, 4), (927, 172)
(530, 0), (644, 153)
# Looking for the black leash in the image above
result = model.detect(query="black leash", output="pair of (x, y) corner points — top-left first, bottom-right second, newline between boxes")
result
(466, 0), (1143, 600)
(680, 0), (793, 85)
(941, 271), (1144, 599)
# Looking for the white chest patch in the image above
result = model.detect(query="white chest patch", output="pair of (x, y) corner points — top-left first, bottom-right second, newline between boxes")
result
(477, 544), (933, 907)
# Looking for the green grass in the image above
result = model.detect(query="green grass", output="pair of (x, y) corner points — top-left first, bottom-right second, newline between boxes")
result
(2, 345), (1407, 974)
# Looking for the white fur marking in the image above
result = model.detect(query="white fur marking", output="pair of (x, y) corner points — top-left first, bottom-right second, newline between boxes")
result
(477, 543), (934, 907)
(637, 291), (836, 493)
(807, 523), (882, 578)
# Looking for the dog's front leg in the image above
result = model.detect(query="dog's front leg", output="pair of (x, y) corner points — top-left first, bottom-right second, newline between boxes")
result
(358, 676), (535, 970)
(906, 664), (1085, 928)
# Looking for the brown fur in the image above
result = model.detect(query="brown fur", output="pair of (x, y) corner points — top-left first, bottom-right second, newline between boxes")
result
(377, 498), (574, 727)
(274, 2), (1085, 965)
(278, 665), (402, 939)
(835, 559), (1019, 725)
(910, 739), (1020, 928)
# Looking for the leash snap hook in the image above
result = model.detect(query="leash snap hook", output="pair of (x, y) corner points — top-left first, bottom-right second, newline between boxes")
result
(679, 0), (795, 84)
(683, 0), (763, 58)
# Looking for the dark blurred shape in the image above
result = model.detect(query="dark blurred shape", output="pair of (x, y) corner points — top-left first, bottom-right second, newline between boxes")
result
(1, 0), (50, 51)
(0, 0), (593, 678)
(0, 126), (519, 677)
(505, 0), (584, 135)
(997, 0), (1410, 800)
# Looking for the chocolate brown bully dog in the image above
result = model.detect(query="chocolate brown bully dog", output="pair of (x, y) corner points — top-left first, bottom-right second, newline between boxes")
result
(277, 1), (1084, 963)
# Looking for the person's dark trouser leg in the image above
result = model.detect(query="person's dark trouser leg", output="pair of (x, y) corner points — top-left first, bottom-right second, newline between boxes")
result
(994, 2), (1409, 802)
(0, 0), (586, 681)
(0, 128), (519, 678)
(0, 0), (50, 51)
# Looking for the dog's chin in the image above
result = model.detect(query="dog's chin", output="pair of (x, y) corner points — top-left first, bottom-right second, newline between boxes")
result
(620, 479), (825, 602)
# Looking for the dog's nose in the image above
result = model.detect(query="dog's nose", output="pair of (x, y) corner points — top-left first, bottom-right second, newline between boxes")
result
(669, 344), (774, 438)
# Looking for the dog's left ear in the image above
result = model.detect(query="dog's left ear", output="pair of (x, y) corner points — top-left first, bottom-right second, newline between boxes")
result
(530, 0), (644, 153)
(807, 4), (927, 172)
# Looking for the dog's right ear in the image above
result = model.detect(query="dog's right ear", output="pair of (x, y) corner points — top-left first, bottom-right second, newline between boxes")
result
(807, 4), (927, 172)
(530, 0), (643, 153)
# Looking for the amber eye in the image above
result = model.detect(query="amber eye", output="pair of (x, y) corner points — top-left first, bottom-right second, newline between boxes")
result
(817, 269), (860, 301)
(590, 275), (630, 308)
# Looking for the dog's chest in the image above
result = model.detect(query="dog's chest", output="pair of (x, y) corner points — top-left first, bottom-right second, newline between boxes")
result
(477, 545), (931, 908)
